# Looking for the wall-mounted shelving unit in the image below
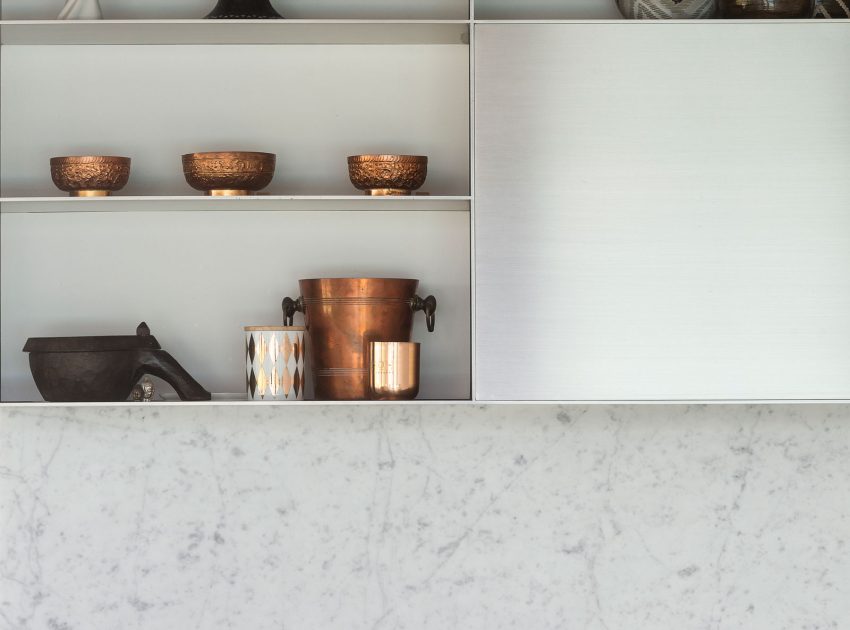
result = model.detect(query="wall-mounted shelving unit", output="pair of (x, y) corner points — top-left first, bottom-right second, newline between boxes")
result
(2, 0), (848, 405)
(0, 0), (473, 403)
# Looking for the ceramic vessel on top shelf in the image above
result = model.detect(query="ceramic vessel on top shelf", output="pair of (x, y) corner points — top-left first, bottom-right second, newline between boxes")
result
(205, 0), (283, 19)
(58, 0), (102, 20)
(718, 0), (814, 17)
(617, 0), (717, 18)
(813, 0), (850, 17)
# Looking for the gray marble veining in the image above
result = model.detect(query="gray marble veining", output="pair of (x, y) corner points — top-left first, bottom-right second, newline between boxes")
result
(1, 404), (848, 629)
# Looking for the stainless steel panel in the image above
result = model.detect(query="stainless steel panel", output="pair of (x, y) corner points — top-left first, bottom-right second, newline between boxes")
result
(474, 23), (850, 401)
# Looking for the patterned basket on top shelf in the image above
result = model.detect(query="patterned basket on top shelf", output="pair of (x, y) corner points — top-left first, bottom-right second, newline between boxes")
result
(813, 0), (850, 17)
(617, 0), (717, 18)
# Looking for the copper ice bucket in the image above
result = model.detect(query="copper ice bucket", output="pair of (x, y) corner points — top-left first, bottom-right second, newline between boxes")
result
(282, 278), (436, 400)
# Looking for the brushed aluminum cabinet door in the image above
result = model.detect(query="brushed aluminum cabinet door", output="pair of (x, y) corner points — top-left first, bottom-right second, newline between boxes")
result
(474, 23), (850, 401)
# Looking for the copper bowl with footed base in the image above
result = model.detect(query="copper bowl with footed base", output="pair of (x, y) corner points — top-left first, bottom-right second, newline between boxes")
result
(182, 151), (276, 196)
(50, 156), (131, 197)
(347, 154), (428, 196)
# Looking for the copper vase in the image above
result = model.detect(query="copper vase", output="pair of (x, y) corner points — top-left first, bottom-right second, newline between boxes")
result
(282, 278), (436, 401)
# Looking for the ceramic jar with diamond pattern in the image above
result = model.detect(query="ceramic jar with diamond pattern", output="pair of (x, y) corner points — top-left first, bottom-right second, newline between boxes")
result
(245, 326), (306, 401)
(617, 0), (717, 18)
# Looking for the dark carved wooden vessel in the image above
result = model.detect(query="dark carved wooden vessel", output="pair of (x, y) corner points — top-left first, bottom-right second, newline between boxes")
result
(23, 322), (211, 402)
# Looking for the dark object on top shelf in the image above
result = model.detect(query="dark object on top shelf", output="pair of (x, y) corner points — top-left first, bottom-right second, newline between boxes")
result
(616, 0), (717, 19)
(205, 0), (283, 19)
(813, 0), (850, 17)
(718, 0), (814, 17)
(23, 322), (211, 402)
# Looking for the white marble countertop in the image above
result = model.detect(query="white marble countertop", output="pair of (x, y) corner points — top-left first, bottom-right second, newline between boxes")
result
(1, 403), (848, 629)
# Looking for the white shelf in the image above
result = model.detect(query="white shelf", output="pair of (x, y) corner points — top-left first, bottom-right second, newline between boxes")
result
(0, 195), (472, 213)
(1, 18), (842, 48)
(0, 19), (471, 45)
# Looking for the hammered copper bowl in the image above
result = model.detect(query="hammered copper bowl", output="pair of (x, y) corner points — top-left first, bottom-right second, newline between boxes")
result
(50, 156), (131, 197)
(347, 154), (428, 196)
(182, 151), (276, 196)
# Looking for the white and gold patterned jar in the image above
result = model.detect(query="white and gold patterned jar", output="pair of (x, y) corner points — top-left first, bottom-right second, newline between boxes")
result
(244, 326), (306, 401)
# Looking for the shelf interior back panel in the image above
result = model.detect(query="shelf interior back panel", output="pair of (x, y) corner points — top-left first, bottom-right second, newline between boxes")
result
(475, 23), (850, 401)
(0, 210), (471, 401)
(0, 44), (469, 196)
(1, 0), (469, 20)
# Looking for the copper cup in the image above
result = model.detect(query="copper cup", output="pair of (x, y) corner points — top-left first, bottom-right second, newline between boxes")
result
(368, 342), (420, 400)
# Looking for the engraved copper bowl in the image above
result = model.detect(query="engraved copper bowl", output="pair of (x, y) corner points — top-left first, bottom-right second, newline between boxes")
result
(50, 156), (131, 197)
(347, 155), (428, 196)
(182, 151), (276, 196)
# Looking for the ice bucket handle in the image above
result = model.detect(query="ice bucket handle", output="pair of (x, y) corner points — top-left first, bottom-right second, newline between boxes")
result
(281, 296), (304, 326)
(411, 294), (437, 332)
(282, 293), (435, 332)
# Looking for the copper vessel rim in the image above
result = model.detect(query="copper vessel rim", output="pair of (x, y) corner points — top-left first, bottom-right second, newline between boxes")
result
(182, 152), (276, 160)
(51, 156), (130, 163)
(299, 277), (419, 283)
(244, 326), (306, 332)
(347, 155), (427, 163)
